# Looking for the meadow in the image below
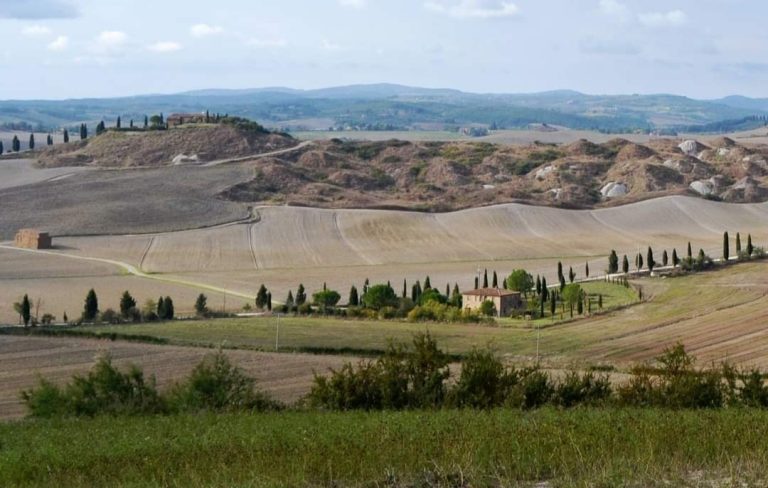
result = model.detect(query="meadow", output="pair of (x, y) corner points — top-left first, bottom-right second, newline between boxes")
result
(2, 408), (768, 487)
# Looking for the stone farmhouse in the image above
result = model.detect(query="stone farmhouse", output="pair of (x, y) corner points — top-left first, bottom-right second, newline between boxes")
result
(15, 229), (52, 249)
(462, 288), (524, 317)
(166, 113), (207, 127)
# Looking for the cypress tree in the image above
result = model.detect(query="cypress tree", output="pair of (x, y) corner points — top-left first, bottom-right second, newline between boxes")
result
(451, 284), (462, 308)
(349, 286), (359, 306)
(12, 135), (20, 152)
(736, 233), (742, 254)
(550, 292), (556, 316)
(637, 253), (644, 271)
(622, 255), (629, 274)
(0, 141), (3, 154)
(672, 249), (679, 267)
(21, 294), (31, 326)
(96, 121), (106, 135)
(541, 277), (548, 302)
(83, 289), (99, 322)
(266, 293), (271, 311)
(402, 279), (407, 298)
(585, 262), (590, 278)
(364, 278), (370, 294)
(482, 270), (488, 288)
(559, 274), (566, 292)
(492, 271), (498, 288)
(47, 134), (53, 145)
(662, 250), (668, 267)
(63, 129), (69, 143)
(540, 294), (545, 318)
(157, 297), (166, 319)
(747, 234), (754, 256)
(80, 123), (87, 140)
(164, 297), (175, 320)
(474, 276), (479, 290)
(195, 294), (208, 316)
(424, 276), (432, 290)
(535, 275), (542, 296)
(557, 262), (563, 282)
(723, 231), (730, 262)
(647, 247), (655, 273)
(144, 115), (149, 128)
(256, 285), (269, 309)
(120, 290), (136, 318)
(577, 295), (583, 315)
(28, 133), (35, 150)
(117, 116), (121, 129)
(296, 284), (306, 306)
(285, 291), (295, 312)
(687, 242), (692, 259)
(608, 250), (618, 274)
(568, 266), (575, 283)
(445, 283), (450, 297)
(130, 119), (134, 128)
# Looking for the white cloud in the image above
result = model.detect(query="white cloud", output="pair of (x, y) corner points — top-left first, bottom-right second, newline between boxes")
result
(22, 25), (52, 37)
(639, 10), (687, 28)
(47, 35), (69, 51)
(148, 41), (182, 53)
(97, 31), (128, 47)
(190, 24), (223, 38)
(425, 0), (519, 19)
(247, 38), (288, 48)
(339, 0), (366, 8)
(598, 0), (630, 22)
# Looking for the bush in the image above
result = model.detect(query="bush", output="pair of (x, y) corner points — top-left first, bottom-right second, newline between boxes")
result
(407, 301), (484, 323)
(169, 352), (281, 413)
(22, 354), (165, 418)
(449, 348), (511, 409)
(99, 309), (121, 325)
(553, 371), (612, 408)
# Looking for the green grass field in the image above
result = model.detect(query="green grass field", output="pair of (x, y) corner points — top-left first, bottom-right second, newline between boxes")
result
(2, 408), (768, 487)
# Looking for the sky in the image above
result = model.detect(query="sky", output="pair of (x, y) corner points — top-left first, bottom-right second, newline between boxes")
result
(1, 0), (767, 100)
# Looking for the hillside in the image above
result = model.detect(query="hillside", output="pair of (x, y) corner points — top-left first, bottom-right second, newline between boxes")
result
(35, 124), (295, 168)
(2, 84), (767, 133)
(219, 137), (768, 209)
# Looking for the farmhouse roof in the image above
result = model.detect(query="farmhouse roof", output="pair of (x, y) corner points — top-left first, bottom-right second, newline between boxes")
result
(462, 288), (520, 297)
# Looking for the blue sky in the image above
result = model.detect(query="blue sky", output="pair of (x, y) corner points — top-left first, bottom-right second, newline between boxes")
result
(1, 0), (766, 99)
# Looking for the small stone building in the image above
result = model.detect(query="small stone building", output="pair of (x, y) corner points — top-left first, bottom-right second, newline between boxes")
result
(15, 229), (52, 249)
(166, 113), (207, 127)
(462, 288), (524, 317)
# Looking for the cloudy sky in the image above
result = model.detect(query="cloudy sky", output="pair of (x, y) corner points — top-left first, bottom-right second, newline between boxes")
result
(1, 0), (766, 100)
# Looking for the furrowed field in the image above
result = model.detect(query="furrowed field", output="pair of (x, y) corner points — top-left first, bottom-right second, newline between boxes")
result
(3, 409), (768, 487)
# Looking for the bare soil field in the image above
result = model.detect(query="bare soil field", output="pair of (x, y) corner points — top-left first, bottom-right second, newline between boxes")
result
(0, 159), (89, 191)
(0, 335), (350, 419)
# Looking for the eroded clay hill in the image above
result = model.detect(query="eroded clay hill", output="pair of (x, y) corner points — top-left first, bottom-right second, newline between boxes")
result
(36, 123), (295, 168)
(221, 137), (768, 209)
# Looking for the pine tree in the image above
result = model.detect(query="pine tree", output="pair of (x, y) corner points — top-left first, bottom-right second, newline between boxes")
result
(28, 133), (35, 150)
(256, 285), (269, 309)
(723, 231), (730, 262)
(662, 250), (669, 267)
(63, 129), (69, 143)
(83, 289), (99, 321)
(748, 234), (754, 256)
(736, 233), (742, 254)
(492, 271), (498, 288)
(647, 247), (655, 273)
(622, 255), (629, 274)
(120, 290), (136, 318)
(296, 284), (306, 306)
(21, 294), (31, 326)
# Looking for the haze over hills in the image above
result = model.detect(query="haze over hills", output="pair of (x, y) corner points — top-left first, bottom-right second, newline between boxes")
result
(2, 83), (767, 134)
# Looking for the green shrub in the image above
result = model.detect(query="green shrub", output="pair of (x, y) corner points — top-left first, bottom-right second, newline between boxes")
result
(449, 348), (511, 409)
(169, 352), (281, 413)
(553, 371), (612, 408)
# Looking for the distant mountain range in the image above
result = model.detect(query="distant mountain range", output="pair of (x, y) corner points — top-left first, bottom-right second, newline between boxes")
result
(1, 83), (767, 134)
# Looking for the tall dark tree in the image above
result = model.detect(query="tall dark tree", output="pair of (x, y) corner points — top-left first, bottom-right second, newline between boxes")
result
(482, 270), (488, 288)
(736, 233), (742, 254)
(492, 271), (498, 288)
(296, 284), (306, 306)
(144, 115), (149, 128)
(445, 283), (450, 297)
(535, 275), (542, 296)
(83, 289), (99, 322)
(411, 281), (422, 303)
(568, 266), (575, 283)
(284, 291), (295, 312)
(636, 253), (644, 271)
(662, 250), (669, 267)
(687, 242), (692, 259)
(47, 134), (53, 145)
(672, 248), (679, 267)
(585, 262), (590, 278)
(12, 135), (20, 152)
(450, 284), (462, 308)
(96, 121), (106, 135)
(608, 250), (619, 274)
(424, 276), (432, 290)
(747, 234), (754, 256)
(474, 276), (479, 290)
(402, 279), (407, 298)
(80, 123), (87, 140)
(256, 284), (269, 309)
(116, 116), (121, 129)
(130, 119), (134, 128)
(266, 293), (271, 312)
(559, 274), (566, 292)
(28, 133), (35, 150)
(557, 261), (564, 282)
(194, 294), (208, 316)
(723, 231), (730, 262)
(63, 129), (69, 143)
(622, 255), (629, 274)
(647, 247), (655, 273)
(163, 297), (174, 320)
(541, 277), (548, 302)
(157, 297), (166, 319)
(119, 290), (136, 318)
(21, 294), (31, 327)
(550, 291), (556, 316)
(0, 140), (3, 154)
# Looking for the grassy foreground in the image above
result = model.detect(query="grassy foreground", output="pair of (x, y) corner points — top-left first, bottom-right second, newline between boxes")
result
(2, 408), (768, 487)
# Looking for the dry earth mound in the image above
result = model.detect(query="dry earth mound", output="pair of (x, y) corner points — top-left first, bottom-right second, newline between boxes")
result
(36, 124), (295, 168)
